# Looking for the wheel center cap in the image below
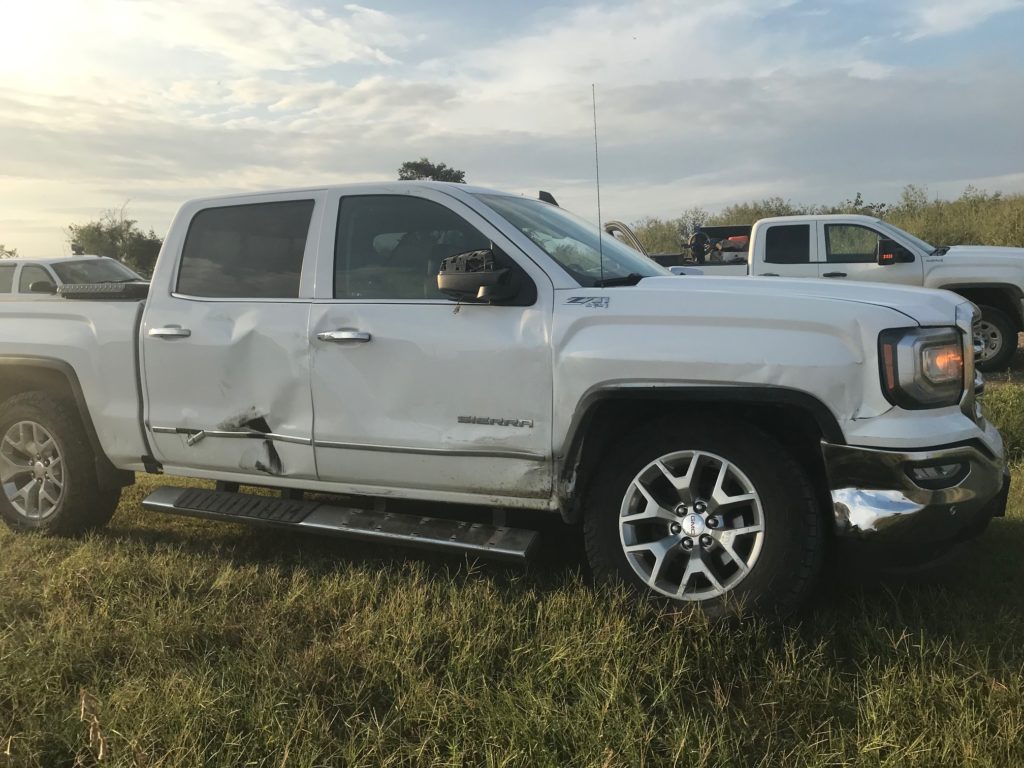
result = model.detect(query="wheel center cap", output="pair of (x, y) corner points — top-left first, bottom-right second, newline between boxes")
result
(681, 513), (705, 537)
(32, 461), (46, 480)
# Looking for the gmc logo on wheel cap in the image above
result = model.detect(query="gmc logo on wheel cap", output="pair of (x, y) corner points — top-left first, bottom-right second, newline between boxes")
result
(682, 513), (705, 537)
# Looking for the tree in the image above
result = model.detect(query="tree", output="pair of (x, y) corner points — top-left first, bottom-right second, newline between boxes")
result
(398, 157), (467, 183)
(677, 206), (710, 242)
(707, 196), (817, 226)
(894, 184), (929, 214)
(65, 203), (163, 277)
(0, 244), (17, 259)
(629, 207), (710, 254)
(826, 192), (889, 218)
(630, 217), (682, 253)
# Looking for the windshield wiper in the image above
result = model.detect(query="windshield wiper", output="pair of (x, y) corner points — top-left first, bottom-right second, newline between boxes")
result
(591, 273), (645, 287)
(931, 246), (950, 256)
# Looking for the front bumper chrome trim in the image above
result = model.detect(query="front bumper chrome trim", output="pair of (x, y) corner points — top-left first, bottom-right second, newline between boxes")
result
(822, 439), (1007, 545)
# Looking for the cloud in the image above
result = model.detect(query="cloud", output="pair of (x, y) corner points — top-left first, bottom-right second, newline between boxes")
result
(138, 0), (408, 70)
(1, 0), (1024, 256)
(901, 0), (1024, 40)
(0, 0), (411, 95)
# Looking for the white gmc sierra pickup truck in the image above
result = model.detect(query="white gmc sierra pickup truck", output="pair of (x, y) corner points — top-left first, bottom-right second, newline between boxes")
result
(608, 214), (1024, 372)
(0, 182), (1010, 616)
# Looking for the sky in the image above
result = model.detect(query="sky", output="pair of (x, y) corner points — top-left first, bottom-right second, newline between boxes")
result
(1, 0), (1023, 257)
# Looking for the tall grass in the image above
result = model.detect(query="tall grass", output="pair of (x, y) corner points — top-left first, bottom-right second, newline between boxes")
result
(1, 394), (1023, 766)
(3, 474), (1024, 767)
(631, 186), (1024, 254)
(887, 188), (1024, 250)
(982, 384), (1024, 460)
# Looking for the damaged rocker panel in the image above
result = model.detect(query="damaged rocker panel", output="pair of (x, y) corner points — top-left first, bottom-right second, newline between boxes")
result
(150, 426), (313, 446)
(150, 427), (547, 462)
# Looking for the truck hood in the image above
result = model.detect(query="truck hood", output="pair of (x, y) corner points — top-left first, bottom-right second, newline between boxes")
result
(635, 274), (961, 326)
(938, 245), (1024, 263)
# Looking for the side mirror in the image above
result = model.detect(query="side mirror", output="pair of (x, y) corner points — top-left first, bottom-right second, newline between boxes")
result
(437, 248), (517, 303)
(28, 281), (57, 294)
(877, 238), (913, 266)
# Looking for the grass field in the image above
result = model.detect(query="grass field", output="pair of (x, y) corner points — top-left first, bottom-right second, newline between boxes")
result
(2, 390), (1024, 767)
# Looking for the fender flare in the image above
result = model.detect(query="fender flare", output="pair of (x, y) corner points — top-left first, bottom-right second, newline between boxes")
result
(556, 385), (844, 521)
(0, 355), (135, 488)
(935, 283), (1024, 325)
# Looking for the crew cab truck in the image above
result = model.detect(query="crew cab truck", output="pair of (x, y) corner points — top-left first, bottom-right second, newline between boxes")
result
(609, 214), (1024, 372)
(0, 183), (1009, 616)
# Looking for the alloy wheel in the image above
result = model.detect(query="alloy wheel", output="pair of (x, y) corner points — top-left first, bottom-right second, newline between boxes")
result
(619, 450), (765, 601)
(0, 421), (65, 520)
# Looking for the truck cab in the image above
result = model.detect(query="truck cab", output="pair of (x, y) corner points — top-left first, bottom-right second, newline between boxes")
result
(742, 214), (926, 283)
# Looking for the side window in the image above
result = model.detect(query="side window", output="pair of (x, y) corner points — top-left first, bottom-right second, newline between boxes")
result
(763, 224), (810, 264)
(177, 200), (314, 298)
(334, 195), (491, 300)
(825, 224), (883, 264)
(0, 264), (15, 293)
(18, 265), (56, 293)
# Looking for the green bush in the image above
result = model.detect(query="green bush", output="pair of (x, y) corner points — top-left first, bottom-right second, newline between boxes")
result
(982, 385), (1024, 460)
(632, 186), (1024, 253)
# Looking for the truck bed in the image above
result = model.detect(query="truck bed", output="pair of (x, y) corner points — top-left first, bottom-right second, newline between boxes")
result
(0, 296), (148, 470)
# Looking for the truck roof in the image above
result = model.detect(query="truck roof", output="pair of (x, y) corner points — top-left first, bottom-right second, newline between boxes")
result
(754, 213), (885, 226)
(181, 180), (518, 206)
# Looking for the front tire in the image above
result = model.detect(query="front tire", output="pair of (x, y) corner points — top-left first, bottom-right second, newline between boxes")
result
(583, 417), (824, 618)
(975, 305), (1017, 372)
(0, 392), (120, 535)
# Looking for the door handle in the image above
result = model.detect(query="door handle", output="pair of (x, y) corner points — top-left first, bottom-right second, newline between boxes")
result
(317, 330), (372, 343)
(822, 272), (847, 278)
(148, 326), (191, 339)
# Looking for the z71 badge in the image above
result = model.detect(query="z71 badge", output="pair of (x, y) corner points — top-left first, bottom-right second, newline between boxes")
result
(566, 296), (610, 308)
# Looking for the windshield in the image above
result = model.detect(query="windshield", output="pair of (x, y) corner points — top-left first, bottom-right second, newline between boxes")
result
(475, 194), (667, 286)
(51, 258), (142, 284)
(882, 222), (935, 254)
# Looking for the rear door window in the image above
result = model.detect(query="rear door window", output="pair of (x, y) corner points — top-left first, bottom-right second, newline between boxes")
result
(18, 265), (56, 293)
(763, 225), (811, 264)
(0, 264), (15, 293)
(177, 200), (315, 298)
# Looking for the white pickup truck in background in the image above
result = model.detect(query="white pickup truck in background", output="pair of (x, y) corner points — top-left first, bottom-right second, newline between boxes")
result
(607, 214), (1024, 371)
(0, 255), (143, 296)
(0, 182), (1010, 617)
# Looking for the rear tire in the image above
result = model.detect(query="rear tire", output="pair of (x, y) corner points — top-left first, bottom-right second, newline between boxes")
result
(582, 416), (824, 618)
(0, 392), (120, 535)
(975, 305), (1017, 372)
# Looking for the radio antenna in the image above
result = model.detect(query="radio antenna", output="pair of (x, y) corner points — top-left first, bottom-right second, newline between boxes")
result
(592, 83), (604, 287)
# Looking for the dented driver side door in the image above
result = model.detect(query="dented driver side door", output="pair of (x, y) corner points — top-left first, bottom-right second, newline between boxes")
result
(307, 187), (555, 500)
(141, 191), (323, 481)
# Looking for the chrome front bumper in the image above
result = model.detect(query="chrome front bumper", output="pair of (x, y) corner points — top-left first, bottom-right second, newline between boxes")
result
(822, 436), (1008, 547)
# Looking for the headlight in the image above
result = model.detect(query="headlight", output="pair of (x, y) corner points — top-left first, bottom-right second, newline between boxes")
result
(879, 327), (964, 409)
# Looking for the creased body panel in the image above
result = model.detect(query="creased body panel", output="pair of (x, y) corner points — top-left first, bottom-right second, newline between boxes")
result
(308, 301), (553, 498)
(0, 299), (146, 468)
(142, 300), (316, 479)
(550, 280), (920, 457)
